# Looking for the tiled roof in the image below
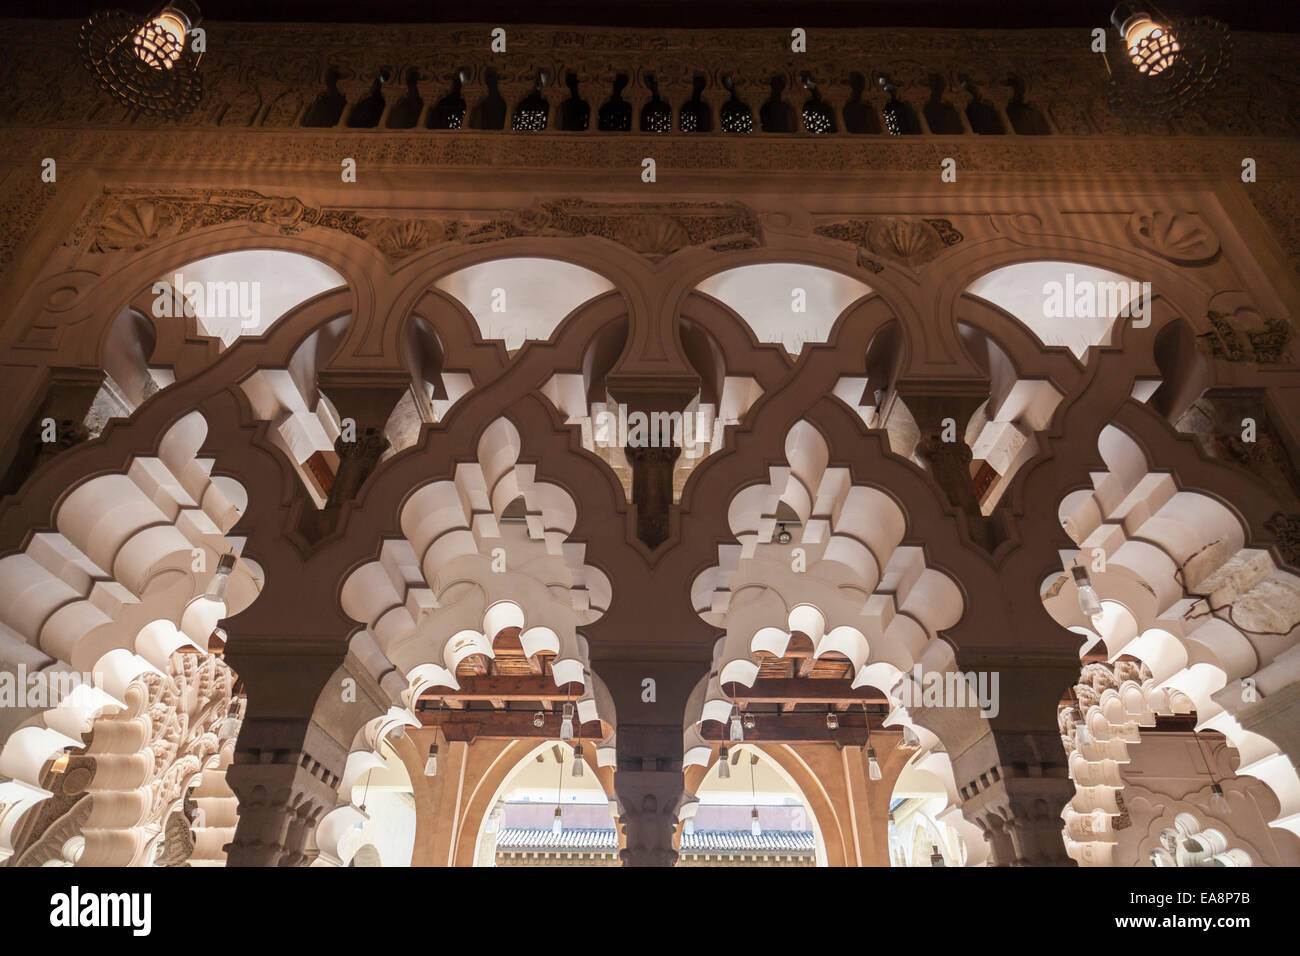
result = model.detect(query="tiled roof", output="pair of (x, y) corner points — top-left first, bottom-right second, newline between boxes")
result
(681, 829), (817, 853)
(493, 827), (816, 854)
(495, 827), (619, 850)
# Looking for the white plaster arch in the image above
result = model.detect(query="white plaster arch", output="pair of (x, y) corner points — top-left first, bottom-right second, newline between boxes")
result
(695, 262), (872, 355)
(156, 249), (347, 346)
(434, 257), (616, 350)
(965, 260), (1145, 359)
(1045, 426), (1300, 839)
(340, 416), (617, 764)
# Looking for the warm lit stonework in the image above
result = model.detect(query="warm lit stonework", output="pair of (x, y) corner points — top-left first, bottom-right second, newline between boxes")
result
(0, 5), (1298, 876)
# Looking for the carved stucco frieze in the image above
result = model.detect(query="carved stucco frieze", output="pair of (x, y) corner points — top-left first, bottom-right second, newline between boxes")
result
(1264, 513), (1300, 567)
(67, 189), (764, 263)
(1197, 310), (1292, 364)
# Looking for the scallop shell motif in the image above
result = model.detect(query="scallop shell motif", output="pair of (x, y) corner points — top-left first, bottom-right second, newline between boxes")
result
(1128, 209), (1220, 265)
(93, 198), (181, 253)
(613, 215), (691, 257)
(866, 217), (944, 269)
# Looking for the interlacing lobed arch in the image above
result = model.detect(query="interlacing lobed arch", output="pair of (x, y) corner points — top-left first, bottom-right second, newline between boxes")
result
(340, 417), (617, 766)
(0, 91), (1298, 871)
(0, 411), (257, 864)
(683, 419), (989, 864)
(1046, 424), (1300, 844)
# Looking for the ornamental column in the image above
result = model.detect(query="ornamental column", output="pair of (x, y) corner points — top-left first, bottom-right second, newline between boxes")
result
(940, 655), (1081, 866)
(222, 643), (348, 867)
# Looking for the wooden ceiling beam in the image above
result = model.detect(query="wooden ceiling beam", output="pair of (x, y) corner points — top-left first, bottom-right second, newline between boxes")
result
(725, 678), (889, 706)
(702, 712), (894, 745)
(417, 675), (583, 703)
(418, 710), (606, 742)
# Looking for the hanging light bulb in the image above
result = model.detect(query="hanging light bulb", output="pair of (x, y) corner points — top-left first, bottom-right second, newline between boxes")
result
(203, 552), (238, 602)
(743, 713), (756, 732)
(532, 710), (545, 729)
(560, 702), (575, 741)
(1071, 565), (1104, 620)
(825, 710), (839, 731)
(750, 807), (762, 837)
(776, 523), (792, 545)
(572, 742), (584, 777)
(867, 745), (882, 781)
(552, 806), (563, 835)
(718, 745), (731, 779)
(729, 709), (744, 743)
(1149, 846), (1175, 866)
(1075, 718), (1093, 748)
(424, 742), (439, 777)
(1210, 782), (1230, 816)
(930, 844), (946, 867)
(218, 700), (241, 738)
(353, 804), (370, 831)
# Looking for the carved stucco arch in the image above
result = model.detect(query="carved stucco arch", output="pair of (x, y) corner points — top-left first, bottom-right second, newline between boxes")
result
(1058, 660), (1290, 866)
(452, 737), (619, 868)
(23, 226), (373, 371)
(681, 742), (840, 867)
(941, 234), (1219, 349)
(382, 238), (647, 324)
(1045, 424), (1300, 839)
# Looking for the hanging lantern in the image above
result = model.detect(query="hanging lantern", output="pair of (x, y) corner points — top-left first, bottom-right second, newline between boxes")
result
(1104, 3), (1230, 120)
(80, 3), (205, 118)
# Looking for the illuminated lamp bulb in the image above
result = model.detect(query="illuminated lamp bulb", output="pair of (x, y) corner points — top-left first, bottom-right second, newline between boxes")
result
(1112, 4), (1181, 76)
(683, 817), (695, 836)
(133, 2), (199, 71)
(552, 806), (563, 835)
(1071, 565), (1104, 620)
(750, 808), (762, 837)
(532, 711), (545, 729)
(729, 711), (744, 743)
(218, 701), (241, 738)
(1210, 782), (1230, 816)
(776, 523), (792, 545)
(203, 552), (238, 602)
(867, 745), (882, 780)
(718, 745), (731, 779)
(743, 713), (756, 732)
(1149, 846), (1175, 866)
(50, 752), (70, 774)
(424, 742), (438, 777)
(560, 702), (575, 742)
(825, 710), (839, 731)
(930, 844), (946, 867)
(572, 743), (585, 777)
